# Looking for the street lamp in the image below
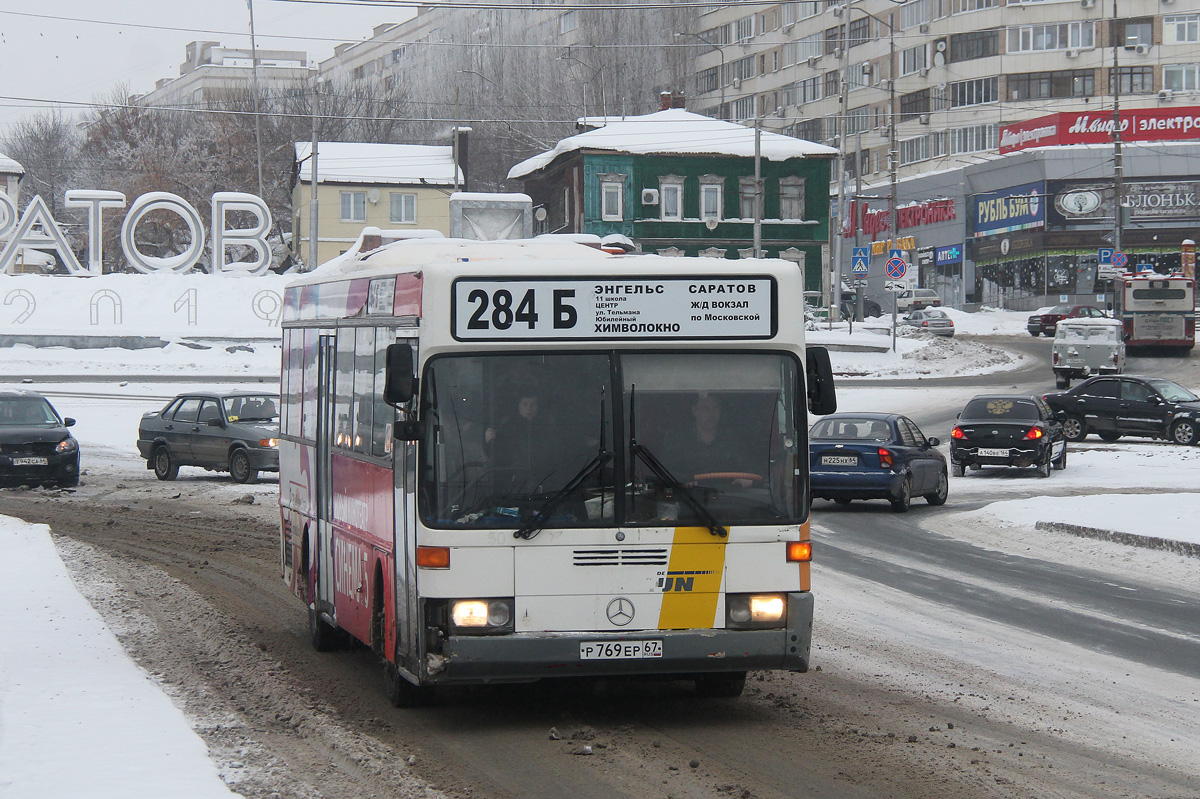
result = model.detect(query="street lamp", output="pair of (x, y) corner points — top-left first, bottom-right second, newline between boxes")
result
(558, 48), (606, 120)
(674, 32), (726, 118)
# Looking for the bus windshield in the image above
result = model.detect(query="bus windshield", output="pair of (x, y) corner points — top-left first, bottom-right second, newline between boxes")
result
(419, 351), (803, 529)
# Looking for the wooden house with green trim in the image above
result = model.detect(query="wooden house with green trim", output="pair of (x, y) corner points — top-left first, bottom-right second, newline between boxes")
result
(507, 107), (836, 292)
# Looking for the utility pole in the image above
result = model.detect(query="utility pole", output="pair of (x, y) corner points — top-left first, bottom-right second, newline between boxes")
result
(308, 81), (321, 272)
(1111, 0), (1124, 253)
(247, 0), (265, 200)
(753, 116), (762, 258)
(887, 9), (899, 353)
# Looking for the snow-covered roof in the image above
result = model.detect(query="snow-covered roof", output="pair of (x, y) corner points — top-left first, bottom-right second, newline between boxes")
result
(0, 152), (24, 175)
(508, 109), (838, 179)
(294, 142), (461, 186)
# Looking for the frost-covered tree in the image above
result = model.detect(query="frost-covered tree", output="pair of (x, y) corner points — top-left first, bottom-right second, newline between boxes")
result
(0, 110), (81, 218)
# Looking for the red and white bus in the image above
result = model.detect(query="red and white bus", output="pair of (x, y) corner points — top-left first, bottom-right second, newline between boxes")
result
(1111, 272), (1195, 352)
(278, 238), (836, 705)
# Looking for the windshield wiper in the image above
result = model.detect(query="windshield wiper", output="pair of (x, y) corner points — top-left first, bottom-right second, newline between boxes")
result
(628, 385), (726, 538)
(514, 389), (611, 541)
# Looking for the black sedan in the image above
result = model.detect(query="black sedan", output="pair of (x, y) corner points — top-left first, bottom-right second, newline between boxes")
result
(137, 392), (280, 483)
(950, 395), (1066, 478)
(0, 388), (80, 488)
(1043, 375), (1200, 445)
(809, 413), (947, 512)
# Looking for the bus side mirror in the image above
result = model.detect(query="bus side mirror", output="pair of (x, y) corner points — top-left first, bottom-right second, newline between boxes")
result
(384, 343), (415, 406)
(806, 346), (837, 416)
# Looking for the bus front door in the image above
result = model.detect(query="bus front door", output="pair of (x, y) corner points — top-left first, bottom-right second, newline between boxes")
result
(315, 334), (337, 616)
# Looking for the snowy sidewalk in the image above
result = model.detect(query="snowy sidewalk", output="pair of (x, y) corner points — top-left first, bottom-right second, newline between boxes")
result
(0, 516), (234, 799)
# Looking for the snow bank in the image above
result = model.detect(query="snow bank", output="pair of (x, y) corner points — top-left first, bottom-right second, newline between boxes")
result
(0, 516), (235, 798)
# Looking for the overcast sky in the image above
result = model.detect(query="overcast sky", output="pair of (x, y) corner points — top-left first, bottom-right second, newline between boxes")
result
(0, 0), (413, 136)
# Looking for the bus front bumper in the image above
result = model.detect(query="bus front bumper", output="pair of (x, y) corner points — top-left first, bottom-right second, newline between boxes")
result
(431, 592), (813, 684)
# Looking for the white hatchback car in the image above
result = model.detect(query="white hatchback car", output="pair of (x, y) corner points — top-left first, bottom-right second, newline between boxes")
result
(894, 288), (943, 313)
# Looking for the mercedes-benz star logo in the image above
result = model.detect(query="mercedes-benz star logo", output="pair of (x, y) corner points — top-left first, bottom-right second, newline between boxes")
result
(606, 597), (635, 627)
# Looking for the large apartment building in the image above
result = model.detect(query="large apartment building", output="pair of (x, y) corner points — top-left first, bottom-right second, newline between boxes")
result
(686, 0), (1193, 182)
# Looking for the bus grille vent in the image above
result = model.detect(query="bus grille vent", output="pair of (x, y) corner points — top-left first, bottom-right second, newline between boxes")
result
(573, 548), (669, 567)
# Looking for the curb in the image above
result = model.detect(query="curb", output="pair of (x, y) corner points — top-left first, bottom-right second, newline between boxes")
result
(1035, 521), (1200, 559)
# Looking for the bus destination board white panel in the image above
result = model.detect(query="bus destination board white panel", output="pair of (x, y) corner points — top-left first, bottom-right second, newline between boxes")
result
(451, 276), (775, 341)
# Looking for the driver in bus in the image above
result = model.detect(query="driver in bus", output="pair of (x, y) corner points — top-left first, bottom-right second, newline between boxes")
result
(660, 392), (758, 487)
(486, 391), (559, 492)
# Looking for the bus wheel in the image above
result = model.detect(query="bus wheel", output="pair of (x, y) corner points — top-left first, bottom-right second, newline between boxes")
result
(309, 605), (341, 652)
(695, 671), (747, 698)
(384, 661), (434, 707)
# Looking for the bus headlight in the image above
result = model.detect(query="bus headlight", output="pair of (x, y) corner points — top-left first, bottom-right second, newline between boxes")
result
(726, 593), (786, 629)
(450, 599), (514, 634)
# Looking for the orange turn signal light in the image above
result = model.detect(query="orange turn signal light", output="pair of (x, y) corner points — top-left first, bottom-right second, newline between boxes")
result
(786, 541), (813, 562)
(416, 545), (450, 569)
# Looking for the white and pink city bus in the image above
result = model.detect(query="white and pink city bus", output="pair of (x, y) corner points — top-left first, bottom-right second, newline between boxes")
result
(278, 238), (836, 705)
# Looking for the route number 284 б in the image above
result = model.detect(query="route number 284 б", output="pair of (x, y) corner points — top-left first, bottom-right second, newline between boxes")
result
(465, 287), (578, 331)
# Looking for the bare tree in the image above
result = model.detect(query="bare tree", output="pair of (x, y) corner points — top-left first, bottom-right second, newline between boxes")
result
(1, 110), (81, 217)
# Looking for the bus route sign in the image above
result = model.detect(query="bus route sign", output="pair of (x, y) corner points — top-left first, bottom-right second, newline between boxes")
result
(451, 276), (776, 341)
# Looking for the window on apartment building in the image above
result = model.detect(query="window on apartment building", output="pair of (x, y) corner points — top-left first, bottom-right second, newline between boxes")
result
(600, 178), (624, 221)
(353, 65), (367, 81)
(798, 2), (821, 20)
(797, 32), (822, 61)
(899, 89), (931, 120)
(950, 77), (998, 107)
(1164, 15), (1200, 44)
(734, 16), (755, 43)
(900, 132), (947, 166)
(699, 67), (720, 94)
(731, 55), (755, 82)
(901, 44), (929, 75)
(340, 191), (366, 222)
(390, 192), (416, 224)
(789, 118), (823, 142)
(952, 0), (997, 13)
(659, 177), (683, 221)
(846, 105), (871, 135)
(384, 75), (395, 92)
(1009, 22), (1094, 52)
(559, 11), (577, 33)
(783, 2), (798, 26)
(796, 76), (822, 104)
(779, 177), (806, 220)
(950, 29), (1000, 61)
(824, 26), (841, 56)
(1164, 64), (1200, 91)
(731, 95), (756, 120)
(900, 0), (931, 29)
(850, 61), (872, 90)
(699, 177), (724, 221)
(1115, 19), (1153, 47)
(739, 177), (758, 219)
(824, 70), (840, 98)
(1110, 66), (1154, 94)
(848, 18), (870, 48)
(700, 24), (730, 46)
(1008, 69), (1095, 100)
(948, 124), (997, 154)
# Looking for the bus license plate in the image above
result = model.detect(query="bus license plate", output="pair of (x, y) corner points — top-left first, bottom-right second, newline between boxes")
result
(11, 457), (48, 466)
(821, 455), (858, 466)
(977, 448), (1009, 457)
(580, 640), (663, 660)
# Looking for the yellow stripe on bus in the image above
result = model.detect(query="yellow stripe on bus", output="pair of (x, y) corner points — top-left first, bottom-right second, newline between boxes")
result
(656, 525), (728, 630)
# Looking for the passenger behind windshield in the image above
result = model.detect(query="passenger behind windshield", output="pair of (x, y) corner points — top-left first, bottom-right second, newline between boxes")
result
(486, 391), (560, 493)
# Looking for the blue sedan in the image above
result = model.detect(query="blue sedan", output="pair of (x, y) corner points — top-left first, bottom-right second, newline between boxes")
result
(809, 413), (948, 512)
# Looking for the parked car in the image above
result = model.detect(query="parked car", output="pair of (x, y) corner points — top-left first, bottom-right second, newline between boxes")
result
(809, 412), (947, 512)
(1051, 317), (1125, 389)
(137, 392), (280, 483)
(1026, 304), (1107, 337)
(839, 289), (882, 320)
(901, 308), (955, 337)
(950, 394), (1066, 478)
(1043, 375), (1200, 445)
(894, 288), (943, 313)
(0, 388), (81, 488)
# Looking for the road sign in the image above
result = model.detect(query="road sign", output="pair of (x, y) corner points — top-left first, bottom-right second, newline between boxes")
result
(851, 246), (869, 275)
(1112, 251), (1128, 269)
(885, 280), (908, 292)
(885, 256), (907, 279)
(1098, 247), (1114, 265)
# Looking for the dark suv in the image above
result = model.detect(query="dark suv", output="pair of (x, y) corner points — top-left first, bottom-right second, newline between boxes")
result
(0, 388), (81, 488)
(1043, 375), (1200, 445)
